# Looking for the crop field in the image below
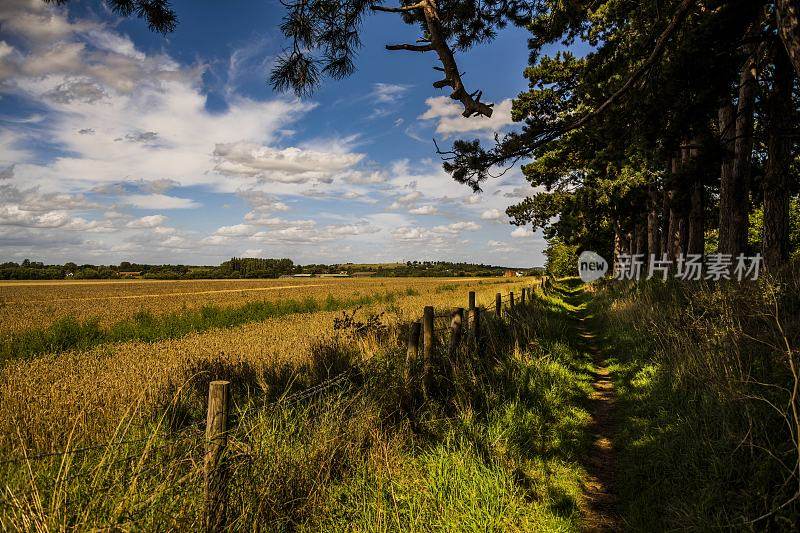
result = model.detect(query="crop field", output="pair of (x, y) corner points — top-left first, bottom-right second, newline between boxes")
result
(0, 277), (497, 334)
(0, 277), (525, 452)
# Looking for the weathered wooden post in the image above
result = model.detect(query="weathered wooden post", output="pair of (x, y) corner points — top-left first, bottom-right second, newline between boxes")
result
(521, 287), (526, 305)
(448, 308), (463, 357)
(495, 293), (501, 316)
(422, 306), (435, 392)
(468, 291), (476, 311)
(405, 321), (421, 381)
(510, 291), (515, 308)
(204, 380), (230, 533)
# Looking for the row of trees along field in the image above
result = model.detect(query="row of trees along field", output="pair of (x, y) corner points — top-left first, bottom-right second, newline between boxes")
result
(0, 259), (530, 280)
(425, 0), (800, 272)
(493, 0), (800, 272)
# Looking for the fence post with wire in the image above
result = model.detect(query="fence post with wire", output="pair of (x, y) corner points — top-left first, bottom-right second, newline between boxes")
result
(204, 380), (230, 533)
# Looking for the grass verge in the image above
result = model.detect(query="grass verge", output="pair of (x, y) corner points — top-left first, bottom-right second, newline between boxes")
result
(590, 277), (800, 530)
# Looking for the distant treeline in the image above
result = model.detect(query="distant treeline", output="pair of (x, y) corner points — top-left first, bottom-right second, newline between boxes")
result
(0, 258), (540, 280)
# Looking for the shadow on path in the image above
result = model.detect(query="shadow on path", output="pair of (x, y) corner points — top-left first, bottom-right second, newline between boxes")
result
(551, 283), (621, 532)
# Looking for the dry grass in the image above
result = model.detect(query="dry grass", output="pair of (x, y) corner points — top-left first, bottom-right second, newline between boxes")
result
(0, 277), (526, 453)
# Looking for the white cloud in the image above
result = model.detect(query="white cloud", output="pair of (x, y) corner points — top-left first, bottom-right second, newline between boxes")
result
(126, 194), (201, 209)
(392, 226), (430, 242)
(372, 83), (409, 104)
(126, 215), (167, 228)
(389, 190), (422, 209)
(249, 221), (380, 244)
(409, 205), (437, 215)
(242, 213), (315, 228)
(511, 226), (534, 239)
(214, 223), (257, 236)
(481, 208), (504, 221)
(419, 96), (514, 136)
(212, 142), (364, 184)
(464, 195), (481, 205)
(238, 190), (290, 212)
(432, 221), (480, 234)
(340, 169), (387, 185)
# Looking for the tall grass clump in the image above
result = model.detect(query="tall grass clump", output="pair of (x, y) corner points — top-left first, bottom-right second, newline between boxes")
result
(0, 290), (409, 362)
(591, 266), (800, 530)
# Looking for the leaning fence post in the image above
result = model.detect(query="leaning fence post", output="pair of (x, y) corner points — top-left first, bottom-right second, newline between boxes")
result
(495, 293), (501, 316)
(422, 306), (435, 392)
(448, 308), (464, 358)
(204, 380), (230, 533)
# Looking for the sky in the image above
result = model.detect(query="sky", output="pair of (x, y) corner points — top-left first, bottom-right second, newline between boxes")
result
(0, 0), (567, 267)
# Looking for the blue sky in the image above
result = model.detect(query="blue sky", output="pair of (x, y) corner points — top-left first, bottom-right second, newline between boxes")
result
(0, 0), (568, 267)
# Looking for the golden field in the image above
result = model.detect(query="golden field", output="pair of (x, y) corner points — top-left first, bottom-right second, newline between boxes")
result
(0, 277), (494, 334)
(0, 277), (534, 453)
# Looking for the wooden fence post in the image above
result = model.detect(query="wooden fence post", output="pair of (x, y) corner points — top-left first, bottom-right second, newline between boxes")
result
(468, 291), (476, 311)
(521, 287), (526, 305)
(405, 321), (421, 380)
(204, 380), (230, 533)
(495, 293), (501, 316)
(422, 306), (435, 393)
(448, 308), (463, 357)
(510, 291), (515, 308)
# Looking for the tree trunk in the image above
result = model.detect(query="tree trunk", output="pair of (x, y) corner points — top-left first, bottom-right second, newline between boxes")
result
(630, 229), (637, 255)
(661, 184), (670, 256)
(731, 44), (758, 253)
(762, 49), (794, 271)
(635, 221), (647, 257)
(613, 220), (624, 272)
(718, 103), (738, 254)
(667, 146), (691, 261)
(647, 186), (661, 260)
(687, 140), (704, 256)
(666, 156), (684, 262)
(777, 0), (800, 78)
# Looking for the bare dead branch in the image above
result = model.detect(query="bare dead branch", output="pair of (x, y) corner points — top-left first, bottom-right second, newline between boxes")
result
(372, 0), (494, 118)
(386, 43), (434, 52)
(370, 3), (425, 13)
